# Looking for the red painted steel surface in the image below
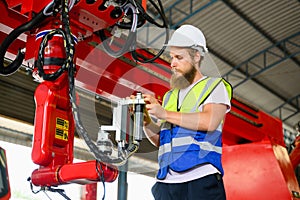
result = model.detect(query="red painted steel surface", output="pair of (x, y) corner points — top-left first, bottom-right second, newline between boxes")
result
(223, 142), (293, 200)
(223, 98), (285, 146)
(0, 0), (171, 100)
(222, 97), (300, 199)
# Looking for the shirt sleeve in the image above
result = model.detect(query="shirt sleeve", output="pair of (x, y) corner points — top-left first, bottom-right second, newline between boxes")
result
(199, 81), (231, 113)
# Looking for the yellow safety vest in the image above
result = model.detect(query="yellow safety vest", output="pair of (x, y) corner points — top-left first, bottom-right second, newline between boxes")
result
(156, 77), (232, 180)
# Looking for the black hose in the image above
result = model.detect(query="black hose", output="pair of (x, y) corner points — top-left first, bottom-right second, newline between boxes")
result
(98, 2), (140, 58)
(98, 29), (137, 58)
(0, 8), (48, 75)
(69, 74), (139, 166)
(68, 48), (139, 165)
(116, 8), (146, 29)
(130, 0), (166, 28)
(99, 0), (169, 62)
(131, 0), (169, 63)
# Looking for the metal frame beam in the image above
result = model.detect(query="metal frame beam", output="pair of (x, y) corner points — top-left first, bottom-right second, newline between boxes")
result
(223, 32), (300, 122)
(271, 94), (300, 123)
(221, 0), (300, 123)
(224, 32), (300, 87)
(222, 0), (300, 69)
(167, 0), (219, 29)
(144, 0), (219, 46)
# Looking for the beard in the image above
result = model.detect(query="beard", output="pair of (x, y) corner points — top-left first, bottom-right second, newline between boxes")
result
(170, 65), (197, 89)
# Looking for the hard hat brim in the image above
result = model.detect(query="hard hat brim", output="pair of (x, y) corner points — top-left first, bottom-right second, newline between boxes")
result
(164, 33), (195, 47)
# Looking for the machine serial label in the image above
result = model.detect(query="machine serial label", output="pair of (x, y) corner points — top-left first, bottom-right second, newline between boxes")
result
(55, 117), (69, 141)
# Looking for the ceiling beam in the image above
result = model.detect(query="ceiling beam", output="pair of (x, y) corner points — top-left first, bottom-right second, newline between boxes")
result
(210, 46), (300, 126)
(224, 32), (300, 88)
(220, 0), (300, 124)
(223, 32), (300, 122)
(209, 48), (294, 108)
(271, 94), (300, 123)
(168, 0), (219, 29)
(146, 0), (219, 46)
(221, 0), (300, 68)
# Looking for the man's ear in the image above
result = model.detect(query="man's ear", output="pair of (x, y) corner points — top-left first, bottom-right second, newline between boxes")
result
(194, 51), (201, 64)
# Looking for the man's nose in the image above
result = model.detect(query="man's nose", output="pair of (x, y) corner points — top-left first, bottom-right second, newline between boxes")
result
(170, 59), (177, 68)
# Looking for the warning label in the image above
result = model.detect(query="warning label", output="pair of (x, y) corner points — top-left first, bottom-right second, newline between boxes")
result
(55, 117), (69, 141)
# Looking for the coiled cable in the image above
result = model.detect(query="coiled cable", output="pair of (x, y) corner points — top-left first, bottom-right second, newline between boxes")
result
(98, 0), (169, 63)
(0, 7), (48, 75)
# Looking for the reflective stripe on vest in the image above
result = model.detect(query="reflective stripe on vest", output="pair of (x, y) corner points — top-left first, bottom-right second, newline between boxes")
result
(158, 135), (222, 157)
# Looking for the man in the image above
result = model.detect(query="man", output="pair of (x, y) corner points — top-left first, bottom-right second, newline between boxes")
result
(142, 24), (232, 200)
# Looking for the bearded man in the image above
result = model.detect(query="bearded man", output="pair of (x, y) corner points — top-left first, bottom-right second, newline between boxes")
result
(142, 24), (232, 200)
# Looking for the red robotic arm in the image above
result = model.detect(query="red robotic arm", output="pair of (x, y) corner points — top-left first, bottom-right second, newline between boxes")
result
(0, 1), (170, 198)
(23, 0), (124, 188)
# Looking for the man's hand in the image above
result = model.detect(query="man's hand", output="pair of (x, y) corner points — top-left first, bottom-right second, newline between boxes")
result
(143, 94), (167, 120)
(129, 94), (152, 126)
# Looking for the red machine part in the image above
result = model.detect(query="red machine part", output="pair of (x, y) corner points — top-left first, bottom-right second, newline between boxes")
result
(289, 135), (300, 169)
(5, 0), (124, 31)
(30, 20), (119, 187)
(69, 0), (124, 33)
(223, 97), (285, 146)
(81, 183), (98, 200)
(5, 0), (49, 15)
(0, 147), (11, 200)
(0, 0), (170, 101)
(31, 65), (119, 186)
(1, 0), (166, 190)
(32, 72), (75, 167)
(31, 160), (118, 186)
(222, 142), (298, 200)
(222, 98), (300, 200)
(21, 0), (123, 188)
(31, 17), (75, 166)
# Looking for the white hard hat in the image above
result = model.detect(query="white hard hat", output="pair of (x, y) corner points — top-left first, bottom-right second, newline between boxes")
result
(166, 24), (208, 52)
